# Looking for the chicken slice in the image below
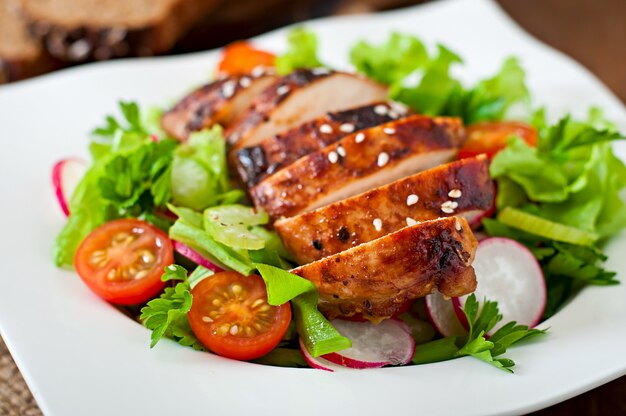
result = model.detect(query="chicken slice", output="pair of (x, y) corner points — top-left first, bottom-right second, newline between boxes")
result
(250, 115), (465, 219)
(275, 155), (493, 264)
(291, 217), (477, 321)
(234, 101), (411, 188)
(225, 69), (387, 153)
(161, 71), (277, 140)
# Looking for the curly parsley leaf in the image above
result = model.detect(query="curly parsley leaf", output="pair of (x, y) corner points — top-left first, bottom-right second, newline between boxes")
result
(412, 294), (546, 372)
(140, 265), (210, 351)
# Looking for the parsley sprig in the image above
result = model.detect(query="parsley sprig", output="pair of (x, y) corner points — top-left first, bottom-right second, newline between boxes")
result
(413, 295), (546, 373)
(140, 265), (213, 351)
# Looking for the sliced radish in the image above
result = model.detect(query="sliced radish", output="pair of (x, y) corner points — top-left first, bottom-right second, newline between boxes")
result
(173, 241), (224, 273)
(299, 338), (346, 372)
(52, 158), (88, 216)
(321, 319), (414, 368)
(425, 292), (468, 337)
(452, 237), (546, 334)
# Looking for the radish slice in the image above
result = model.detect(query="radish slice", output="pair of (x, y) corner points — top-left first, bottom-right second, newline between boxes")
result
(173, 241), (224, 273)
(321, 319), (414, 368)
(453, 237), (546, 334)
(52, 158), (87, 216)
(299, 338), (346, 372)
(425, 292), (468, 337)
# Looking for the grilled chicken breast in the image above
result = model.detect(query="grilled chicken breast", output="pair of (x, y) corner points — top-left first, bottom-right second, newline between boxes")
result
(291, 217), (477, 321)
(235, 101), (411, 188)
(161, 70), (277, 140)
(275, 156), (493, 264)
(225, 69), (387, 153)
(250, 115), (465, 219)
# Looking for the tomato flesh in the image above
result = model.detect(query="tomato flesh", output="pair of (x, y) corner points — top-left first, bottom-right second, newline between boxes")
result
(188, 271), (291, 360)
(459, 121), (537, 159)
(217, 41), (276, 76)
(74, 219), (173, 305)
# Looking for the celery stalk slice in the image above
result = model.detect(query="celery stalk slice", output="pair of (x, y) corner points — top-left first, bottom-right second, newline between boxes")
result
(497, 207), (599, 246)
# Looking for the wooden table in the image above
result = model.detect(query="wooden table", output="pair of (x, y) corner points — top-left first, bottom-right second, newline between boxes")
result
(1, 0), (624, 414)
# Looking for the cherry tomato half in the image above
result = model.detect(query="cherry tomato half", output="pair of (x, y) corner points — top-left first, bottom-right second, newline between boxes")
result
(74, 219), (173, 305)
(217, 41), (276, 76)
(458, 121), (538, 160)
(188, 271), (291, 360)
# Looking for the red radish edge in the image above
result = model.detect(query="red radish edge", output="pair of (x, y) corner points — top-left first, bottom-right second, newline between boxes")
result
(321, 319), (415, 369)
(299, 338), (345, 372)
(425, 292), (468, 337)
(453, 237), (546, 334)
(173, 241), (224, 273)
(52, 158), (87, 216)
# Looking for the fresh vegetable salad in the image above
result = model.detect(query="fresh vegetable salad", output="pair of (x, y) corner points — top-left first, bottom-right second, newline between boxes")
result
(52, 29), (626, 372)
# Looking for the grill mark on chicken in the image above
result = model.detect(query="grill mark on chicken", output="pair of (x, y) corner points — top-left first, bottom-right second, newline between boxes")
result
(291, 217), (477, 321)
(250, 115), (465, 219)
(275, 156), (493, 264)
(161, 73), (276, 140)
(234, 101), (408, 187)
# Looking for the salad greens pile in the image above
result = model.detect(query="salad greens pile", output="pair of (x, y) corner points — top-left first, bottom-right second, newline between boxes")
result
(55, 27), (626, 372)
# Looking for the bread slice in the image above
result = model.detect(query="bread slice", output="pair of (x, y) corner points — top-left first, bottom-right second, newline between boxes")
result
(20, 0), (219, 61)
(0, 0), (56, 82)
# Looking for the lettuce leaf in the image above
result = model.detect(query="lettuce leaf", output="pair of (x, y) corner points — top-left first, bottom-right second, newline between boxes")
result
(276, 27), (324, 75)
(170, 126), (240, 211)
(490, 112), (626, 237)
(255, 264), (351, 357)
(349, 32), (428, 85)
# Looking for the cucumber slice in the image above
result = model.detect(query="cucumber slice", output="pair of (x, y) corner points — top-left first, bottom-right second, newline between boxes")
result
(203, 205), (269, 250)
(497, 207), (598, 246)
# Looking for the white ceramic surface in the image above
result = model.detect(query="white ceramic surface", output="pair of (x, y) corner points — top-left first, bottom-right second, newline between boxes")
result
(1, 1), (625, 415)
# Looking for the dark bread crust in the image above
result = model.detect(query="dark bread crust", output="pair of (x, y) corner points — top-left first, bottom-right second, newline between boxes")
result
(20, 0), (220, 62)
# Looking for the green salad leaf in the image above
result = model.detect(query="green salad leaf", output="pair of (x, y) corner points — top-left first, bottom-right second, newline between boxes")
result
(412, 295), (546, 372)
(254, 263), (351, 357)
(490, 111), (626, 237)
(276, 27), (324, 75)
(170, 127), (240, 211)
(349, 32), (428, 85)
(350, 33), (530, 124)
(53, 102), (178, 267)
(140, 264), (207, 351)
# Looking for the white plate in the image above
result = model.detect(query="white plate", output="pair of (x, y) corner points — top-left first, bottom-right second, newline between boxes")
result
(1, 0), (625, 415)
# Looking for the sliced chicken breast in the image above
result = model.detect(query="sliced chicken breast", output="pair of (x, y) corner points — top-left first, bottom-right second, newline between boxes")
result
(275, 155), (493, 264)
(161, 70), (277, 140)
(225, 69), (388, 153)
(291, 217), (477, 321)
(250, 115), (465, 219)
(235, 101), (411, 188)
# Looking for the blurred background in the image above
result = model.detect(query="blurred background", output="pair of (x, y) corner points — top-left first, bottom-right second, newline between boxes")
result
(1, 0), (625, 414)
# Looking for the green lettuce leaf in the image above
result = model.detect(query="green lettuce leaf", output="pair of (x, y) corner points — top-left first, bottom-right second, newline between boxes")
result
(490, 112), (626, 238)
(254, 263), (351, 357)
(170, 126), (235, 211)
(275, 28), (323, 75)
(349, 32), (428, 85)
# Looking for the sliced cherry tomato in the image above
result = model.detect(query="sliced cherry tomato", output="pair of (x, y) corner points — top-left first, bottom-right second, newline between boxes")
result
(188, 271), (291, 360)
(74, 219), (173, 305)
(217, 41), (276, 76)
(458, 121), (538, 159)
